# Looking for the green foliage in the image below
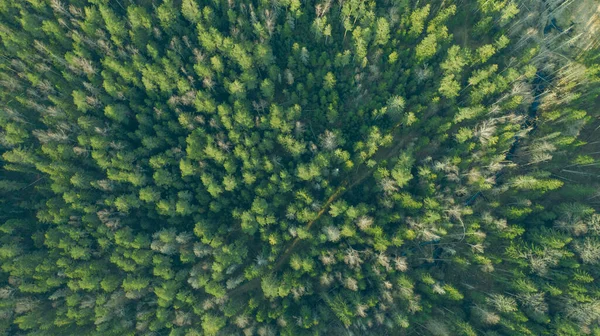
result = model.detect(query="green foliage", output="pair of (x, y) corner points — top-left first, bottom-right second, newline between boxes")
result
(0, 0), (598, 335)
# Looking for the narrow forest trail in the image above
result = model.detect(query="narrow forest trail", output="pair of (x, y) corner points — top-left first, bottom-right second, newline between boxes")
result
(227, 121), (412, 297)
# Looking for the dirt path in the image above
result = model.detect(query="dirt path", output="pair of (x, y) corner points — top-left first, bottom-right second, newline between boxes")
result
(227, 121), (411, 298)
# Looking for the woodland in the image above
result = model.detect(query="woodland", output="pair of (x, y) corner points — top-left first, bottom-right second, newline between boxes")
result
(1, 0), (600, 335)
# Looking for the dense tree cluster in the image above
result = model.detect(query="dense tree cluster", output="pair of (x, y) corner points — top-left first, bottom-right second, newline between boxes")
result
(1, 0), (599, 335)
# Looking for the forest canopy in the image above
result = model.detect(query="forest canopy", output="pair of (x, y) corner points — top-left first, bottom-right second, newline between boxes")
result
(1, 0), (600, 335)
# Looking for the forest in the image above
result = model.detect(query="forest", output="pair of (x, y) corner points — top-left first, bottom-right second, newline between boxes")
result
(1, 0), (600, 335)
